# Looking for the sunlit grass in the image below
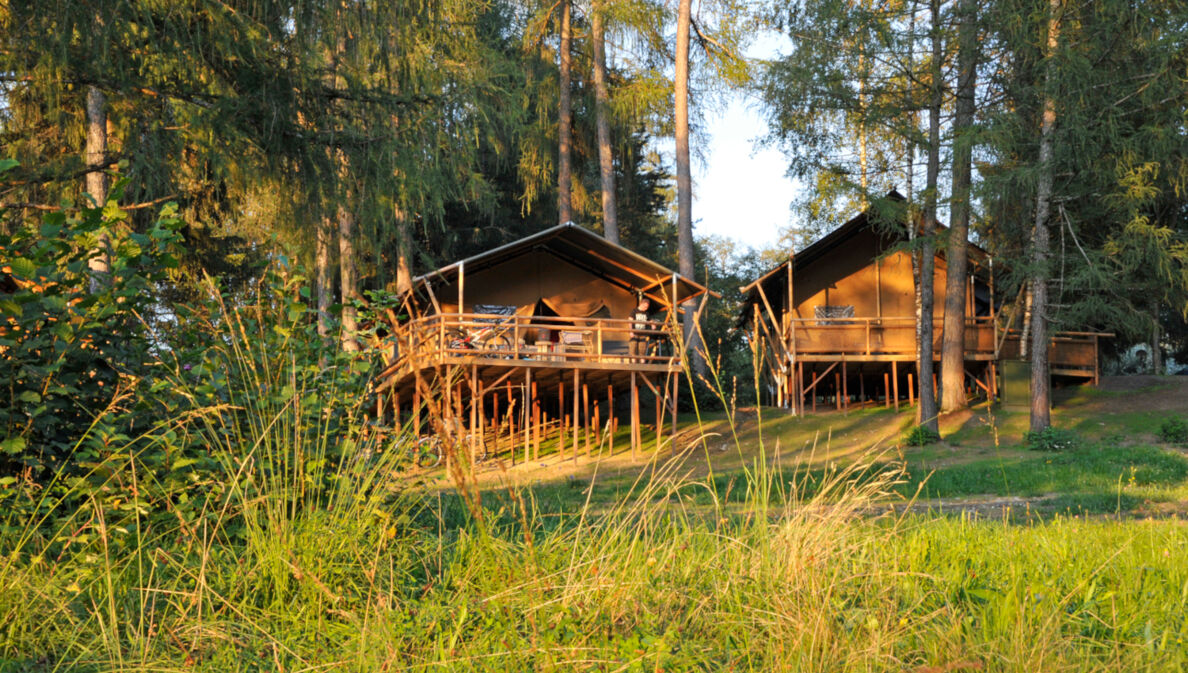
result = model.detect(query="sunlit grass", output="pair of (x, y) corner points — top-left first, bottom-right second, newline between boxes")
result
(5, 305), (1188, 670)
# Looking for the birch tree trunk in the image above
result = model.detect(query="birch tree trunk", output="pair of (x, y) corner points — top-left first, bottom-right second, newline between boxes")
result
(85, 85), (111, 292)
(338, 205), (359, 352)
(1029, 0), (1062, 433)
(316, 217), (333, 343)
(940, 0), (978, 412)
(675, 0), (703, 375)
(557, 0), (574, 225)
(591, 0), (619, 243)
(917, 0), (942, 433)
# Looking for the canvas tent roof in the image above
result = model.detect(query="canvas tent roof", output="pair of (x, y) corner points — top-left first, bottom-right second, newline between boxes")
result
(408, 223), (712, 313)
(737, 190), (991, 327)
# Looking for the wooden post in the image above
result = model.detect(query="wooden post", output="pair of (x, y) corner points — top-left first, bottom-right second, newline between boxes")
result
(394, 393), (401, 429)
(630, 371), (640, 460)
(376, 390), (384, 425)
(908, 372), (915, 407)
(670, 374), (679, 442)
(532, 379), (541, 460)
(572, 369), (580, 465)
(477, 379), (486, 459)
(558, 380), (566, 455)
(583, 381), (591, 456)
(797, 361), (804, 416)
(592, 397), (601, 458)
(457, 261), (464, 314)
(883, 371), (890, 408)
(524, 369), (532, 463)
(834, 372), (841, 410)
(892, 361), (899, 411)
(842, 358), (849, 411)
(811, 369), (818, 413)
(607, 383), (615, 455)
(469, 366), (478, 465)
(413, 389), (422, 437)
(655, 378), (663, 450)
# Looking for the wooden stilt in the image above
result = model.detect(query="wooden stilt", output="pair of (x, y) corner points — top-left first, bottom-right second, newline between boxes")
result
(376, 390), (384, 425)
(670, 375), (679, 438)
(524, 369), (532, 463)
(655, 378), (663, 450)
(413, 389), (422, 437)
(834, 372), (841, 410)
(908, 372), (915, 407)
(842, 359), (849, 411)
(631, 371), (640, 460)
(477, 379), (486, 459)
(572, 369), (580, 465)
(506, 384), (514, 437)
(559, 380), (566, 455)
(797, 361), (804, 416)
(812, 369), (818, 413)
(608, 383), (615, 455)
(892, 361), (899, 411)
(583, 382), (591, 457)
(884, 371), (890, 408)
(469, 366), (478, 465)
(532, 380), (541, 460)
(593, 398), (601, 458)
(394, 393), (401, 428)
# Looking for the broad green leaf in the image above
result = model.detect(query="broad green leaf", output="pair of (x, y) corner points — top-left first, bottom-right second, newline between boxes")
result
(0, 437), (27, 455)
(8, 257), (36, 278)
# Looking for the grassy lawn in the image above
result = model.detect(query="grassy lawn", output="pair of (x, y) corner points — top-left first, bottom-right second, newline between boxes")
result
(5, 378), (1188, 670)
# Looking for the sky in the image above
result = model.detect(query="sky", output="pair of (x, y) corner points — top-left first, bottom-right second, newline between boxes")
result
(690, 33), (798, 252)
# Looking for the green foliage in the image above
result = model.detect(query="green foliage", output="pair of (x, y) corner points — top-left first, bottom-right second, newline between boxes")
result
(1024, 426), (1082, 452)
(1157, 417), (1188, 444)
(0, 182), (181, 478)
(905, 424), (942, 446)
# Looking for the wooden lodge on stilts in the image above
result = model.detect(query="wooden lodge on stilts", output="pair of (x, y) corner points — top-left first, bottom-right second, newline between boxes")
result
(373, 223), (710, 466)
(740, 193), (1109, 413)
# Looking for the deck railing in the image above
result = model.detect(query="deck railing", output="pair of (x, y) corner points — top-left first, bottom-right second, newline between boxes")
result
(387, 312), (681, 377)
(780, 315), (1101, 374)
(784, 316), (998, 356)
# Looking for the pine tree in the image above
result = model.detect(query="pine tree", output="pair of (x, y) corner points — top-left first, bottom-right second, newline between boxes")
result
(940, 0), (978, 412)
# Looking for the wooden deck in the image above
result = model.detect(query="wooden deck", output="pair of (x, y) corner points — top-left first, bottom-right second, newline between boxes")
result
(376, 313), (682, 397)
(781, 315), (1102, 377)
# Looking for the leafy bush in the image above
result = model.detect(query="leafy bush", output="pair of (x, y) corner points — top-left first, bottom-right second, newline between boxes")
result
(904, 424), (941, 446)
(1024, 426), (1082, 452)
(1157, 417), (1188, 444)
(1, 181), (181, 477)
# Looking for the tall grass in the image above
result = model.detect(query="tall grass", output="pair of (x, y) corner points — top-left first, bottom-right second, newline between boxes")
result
(3, 291), (1188, 671)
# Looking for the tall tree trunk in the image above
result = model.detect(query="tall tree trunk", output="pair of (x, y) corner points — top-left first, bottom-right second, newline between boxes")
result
(85, 85), (111, 292)
(675, 0), (703, 375)
(591, 0), (619, 243)
(557, 0), (574, 225)
(940, 0), (978, 412)
(1029, 0), (1061, 433)
(395, 209), (414, 295)
(338, 205), (359, 352)
(316, 217), (333, 343)
(1152, 303), (1162, 375)
(917, 0), (942, 433)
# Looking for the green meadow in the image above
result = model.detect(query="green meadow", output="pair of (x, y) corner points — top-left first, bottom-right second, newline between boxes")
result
(5, 325), (1188, 672)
